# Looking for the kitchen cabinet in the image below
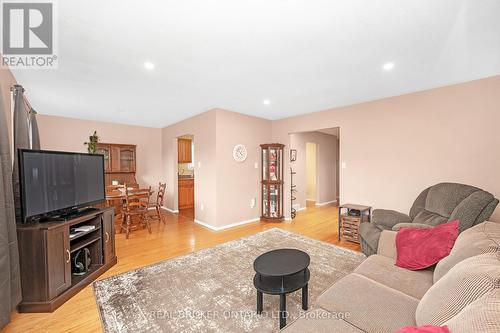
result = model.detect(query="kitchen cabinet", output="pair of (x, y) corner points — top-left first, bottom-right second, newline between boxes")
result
(178, 178), (194, 209)
(178, 138), (192, 163)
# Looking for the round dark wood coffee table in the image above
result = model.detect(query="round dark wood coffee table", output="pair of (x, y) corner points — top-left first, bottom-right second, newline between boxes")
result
(253, 248), (310, 329)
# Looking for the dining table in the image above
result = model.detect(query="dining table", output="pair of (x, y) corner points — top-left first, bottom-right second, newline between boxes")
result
(106, 188), (154, 202)
(105, 188), (155, 218)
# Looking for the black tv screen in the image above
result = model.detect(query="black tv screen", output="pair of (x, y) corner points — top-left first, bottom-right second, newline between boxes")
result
(19, 149), (105, 222)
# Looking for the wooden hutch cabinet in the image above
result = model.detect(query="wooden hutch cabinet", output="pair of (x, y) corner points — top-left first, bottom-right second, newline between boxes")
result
(96, 143), (137, 185)
(261, 143), (285, 221)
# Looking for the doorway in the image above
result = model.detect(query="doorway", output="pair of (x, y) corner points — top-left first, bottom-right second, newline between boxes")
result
(289, 127), (340, 215)
(306, 142), (317, 206)
(177, 135), (195, 219)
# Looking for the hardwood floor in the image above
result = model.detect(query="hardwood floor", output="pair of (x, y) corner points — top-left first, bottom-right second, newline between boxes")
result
(4, 203), (359, 333)
(178, 207), (195, 219)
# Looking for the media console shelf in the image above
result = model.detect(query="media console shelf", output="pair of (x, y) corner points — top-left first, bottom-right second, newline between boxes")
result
(16, 207), (117, 313)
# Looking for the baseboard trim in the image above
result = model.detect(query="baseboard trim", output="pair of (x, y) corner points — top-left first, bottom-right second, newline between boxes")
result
(194, 217), (261, 231)
(296, 207), (307, 212)
(161, 206), (179, 213)
(316, 200), (338, 206)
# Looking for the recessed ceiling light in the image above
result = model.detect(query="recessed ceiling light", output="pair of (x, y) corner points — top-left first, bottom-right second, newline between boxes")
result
(382, 62), (395, 71)
(144, 62), (155, 70)
(263, 99), (271, 105)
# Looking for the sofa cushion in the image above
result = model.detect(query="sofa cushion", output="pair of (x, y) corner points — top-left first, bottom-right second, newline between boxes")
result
(434, 221), (500, 282)
(372, 209), (412, 229)
(354, 255), (433, 299)
(281, 308), (363, 333)
(416, 252), (500, 326)
(317, 273), (418, 332)
(443, 289), (500, 333)
(377, 230), (398, 259)
(424, 183), (479, 217)
(359, 222), (386, 256)
(412, 210), (448, 226)
(392, 223), (433, 231)
(449, 190), (496, 231)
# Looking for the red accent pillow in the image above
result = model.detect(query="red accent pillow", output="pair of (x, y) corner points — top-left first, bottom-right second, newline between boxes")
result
(395, 220), (459, 270)
(395, 325), (451, 333)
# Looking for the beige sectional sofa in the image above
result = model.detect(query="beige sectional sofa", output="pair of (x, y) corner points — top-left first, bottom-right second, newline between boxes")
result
(283, 221), (500, 333)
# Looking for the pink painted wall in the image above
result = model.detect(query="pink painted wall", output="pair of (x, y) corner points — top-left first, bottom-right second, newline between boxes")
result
(161, 109), (271, 228)
(273, 75), (500, 222)
(6, 70), (499, 227)
(215, 109), (271, 228)
(36, 114), (163, 189)
(290, 131), (338, 209)
(161, 110), (217, 225)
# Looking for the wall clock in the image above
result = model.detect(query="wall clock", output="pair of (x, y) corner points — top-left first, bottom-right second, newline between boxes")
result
(233, 144), (247, 162)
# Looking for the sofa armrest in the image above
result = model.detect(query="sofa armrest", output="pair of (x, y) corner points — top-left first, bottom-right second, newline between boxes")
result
(392, 223), (433, 231)
(377, 230), (398, 259)
(372, 209), (412, 229)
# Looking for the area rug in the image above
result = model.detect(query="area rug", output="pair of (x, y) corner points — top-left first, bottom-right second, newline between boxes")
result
(93, 228), (365, 333)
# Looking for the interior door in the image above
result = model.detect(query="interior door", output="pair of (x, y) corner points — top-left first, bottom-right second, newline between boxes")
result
(46, 226), (71, 299)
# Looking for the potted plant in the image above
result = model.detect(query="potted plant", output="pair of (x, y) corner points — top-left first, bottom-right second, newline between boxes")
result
(84, 130), (99, 154)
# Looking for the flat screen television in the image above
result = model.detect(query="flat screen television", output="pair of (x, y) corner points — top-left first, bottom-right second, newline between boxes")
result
(19, 149), (105, 223)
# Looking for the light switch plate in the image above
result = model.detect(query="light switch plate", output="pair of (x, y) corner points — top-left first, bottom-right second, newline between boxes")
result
(341, 162), (347, 169)
(250, 198), (256, 208)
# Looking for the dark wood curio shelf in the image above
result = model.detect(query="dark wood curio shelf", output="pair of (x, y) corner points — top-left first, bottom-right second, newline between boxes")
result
(261, 143), (285, 221)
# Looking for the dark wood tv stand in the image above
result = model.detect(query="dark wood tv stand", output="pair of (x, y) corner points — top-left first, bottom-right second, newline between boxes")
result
(16, 207), (117, 313)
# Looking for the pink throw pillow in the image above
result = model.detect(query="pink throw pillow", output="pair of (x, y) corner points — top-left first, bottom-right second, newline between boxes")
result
(395, 325), (451, 333)
(395, 220), (459, 270)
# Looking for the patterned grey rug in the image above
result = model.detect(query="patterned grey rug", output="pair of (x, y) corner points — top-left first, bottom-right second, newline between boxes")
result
(93, 228), (365, 333)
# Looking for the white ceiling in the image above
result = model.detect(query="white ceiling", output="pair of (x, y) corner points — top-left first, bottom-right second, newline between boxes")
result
(12, 0), (500, 128)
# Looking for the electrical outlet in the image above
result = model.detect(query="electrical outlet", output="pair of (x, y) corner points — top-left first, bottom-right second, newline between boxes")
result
(341, 162), (347, 169)
(198, 161), (202, 168)
(200, 203), (204, 211)
(250, 198), (256, 208)
(254, 162), (258, 169)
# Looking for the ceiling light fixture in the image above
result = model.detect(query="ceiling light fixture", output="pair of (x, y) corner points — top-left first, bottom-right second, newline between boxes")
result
(382, 62), (395, 71)
(144, 61), (155, 70)
(263, 99), (271, 105)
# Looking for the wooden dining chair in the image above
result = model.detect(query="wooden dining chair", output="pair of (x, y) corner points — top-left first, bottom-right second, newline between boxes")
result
(148, 182), (166, 224)
(120, 186), (152, 239)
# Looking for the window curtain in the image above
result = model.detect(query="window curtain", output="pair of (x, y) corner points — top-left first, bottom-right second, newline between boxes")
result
(12, 85), (40, 223)
(0, 84), (40, 328)
(0, 87), (21, 329)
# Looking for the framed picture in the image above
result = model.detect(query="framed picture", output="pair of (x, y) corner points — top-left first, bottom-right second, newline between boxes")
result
(290, 149), (297, 162)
